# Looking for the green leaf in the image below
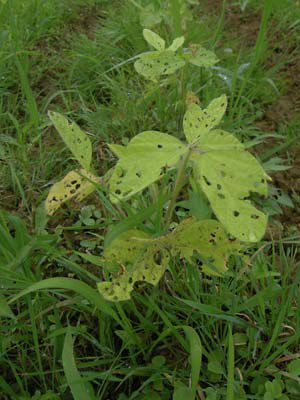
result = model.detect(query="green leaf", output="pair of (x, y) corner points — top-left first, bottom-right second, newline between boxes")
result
(168, 36), (185, 51)
(102, 229), (151, 264)
(98, 230), (170, 301)
(152, 355), (166, 367)
(143, 29), (165, 51)
(285, 379), (300, 396)
(134, 50), (185, 81)
(208, 360), (224, 375)
(62, 331), (95, 400)
(108, 144), (127, 158)
(178, 188), (212, 220)
(186, 45), (219, 68)
(197, 129), (243, 152)
(48, 112), (92, 171)
(265, 379), (283, 397)
(167, 218), (244, 276)
(183, 326), (202, 396)
(205, 388), (218, 400)
(264, 392), (273, 400)
(98, 218), (244, 301)
(9, 277), (119, 321)
(109, 131), (187, 203)
(183, 95), (227, 144)
(193, 130), (269, 242)
(0, 296), (14, 318)
(173, 386), (194, 400)
(45, 169), (101, 215)
(288, 360), (300, 377)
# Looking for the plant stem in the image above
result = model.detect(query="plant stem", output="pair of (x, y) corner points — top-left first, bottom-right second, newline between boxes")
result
(165, 149), (192, 229)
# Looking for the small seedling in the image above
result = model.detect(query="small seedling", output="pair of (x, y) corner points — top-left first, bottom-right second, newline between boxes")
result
(45, 30), (269, 302)
(134, 29), (218, 81)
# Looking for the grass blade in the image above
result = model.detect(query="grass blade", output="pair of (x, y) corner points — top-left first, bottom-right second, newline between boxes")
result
(226, 324), (235, 400)
(62, 331), (95, 400)
(8, 277), (119, 322)
(183, 326), (202, 397)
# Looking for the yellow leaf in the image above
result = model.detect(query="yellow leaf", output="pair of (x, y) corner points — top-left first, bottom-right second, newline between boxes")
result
(45, 169), (101, 215)
(48, 112), (92, 171)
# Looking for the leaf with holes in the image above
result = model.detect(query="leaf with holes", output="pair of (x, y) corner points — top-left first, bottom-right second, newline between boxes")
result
(45, 169), (101, 215)
(48, 111), (92, 171)
(134, 50), (185, 81)
(143, 29), (165, 51)
(97, 217), (244, 301)
(192, 130), (269, 242)
(166, 218), (244, 276)
(109, 131), (187, 203)
(186, 45), (219, 68)
(98, 230), (169, 301)
(183, 95), (227, 144)
(102, 229), (151, 265)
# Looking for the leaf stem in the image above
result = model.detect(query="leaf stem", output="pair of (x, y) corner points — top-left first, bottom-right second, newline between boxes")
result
(165, 149), (192, 229)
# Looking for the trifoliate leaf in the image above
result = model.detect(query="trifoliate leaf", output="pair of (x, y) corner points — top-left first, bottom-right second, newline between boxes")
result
(183, 95), (227, 143)
(45, 169), (101, 215)
(168, 36), (185, 51)
(48, 111), (92, 171)
(186, 45), (219, 68)
(97, 217), (244, 301)
(166, 218), (244, 276)
(109, 131), (187, 203)
(98, 230), (170, 301)
(143, 29), (165, 51)
(193, 130), (269, 242)
(134, 50), (185, 81)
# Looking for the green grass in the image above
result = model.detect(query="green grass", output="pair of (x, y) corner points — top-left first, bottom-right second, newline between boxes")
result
(1, 0), (300, 399)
